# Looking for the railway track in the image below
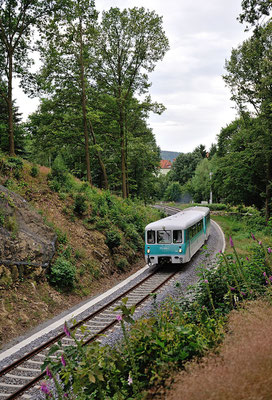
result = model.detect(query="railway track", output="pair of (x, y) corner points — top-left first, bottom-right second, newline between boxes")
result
(0, 205), (224, 399)
(0, 263), (181, 399)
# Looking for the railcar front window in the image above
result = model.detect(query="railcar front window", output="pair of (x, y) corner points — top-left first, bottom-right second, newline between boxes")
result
(157, 230), (171, 244)
(147, 230), (155, 244)
(173, 230), (182, 243)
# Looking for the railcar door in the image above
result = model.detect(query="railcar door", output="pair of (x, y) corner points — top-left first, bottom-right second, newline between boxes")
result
(187, 228), (191, 260)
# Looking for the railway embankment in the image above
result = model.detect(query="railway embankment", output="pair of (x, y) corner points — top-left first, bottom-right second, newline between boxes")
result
(0, 155), (162, 349)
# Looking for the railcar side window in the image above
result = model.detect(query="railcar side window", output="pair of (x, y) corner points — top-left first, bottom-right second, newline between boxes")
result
(173, 230), (182, 243)
(147, 230), (155, 244)
(157, 230), (171, 244)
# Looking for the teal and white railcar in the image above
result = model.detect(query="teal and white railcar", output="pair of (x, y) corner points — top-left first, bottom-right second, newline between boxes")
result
(145, 207), (210, 266)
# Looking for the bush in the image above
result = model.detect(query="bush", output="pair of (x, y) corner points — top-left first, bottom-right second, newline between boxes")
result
(30, 165), (39, 177)
(105, 229), (122, 250)
(95, 218), (111, 232)
(115, 256), (129, 271)
(74, 194), (88, 216)
(49, 155), (71, 192)
(49, 256), (76, 289)
(124, 224), (143, 251)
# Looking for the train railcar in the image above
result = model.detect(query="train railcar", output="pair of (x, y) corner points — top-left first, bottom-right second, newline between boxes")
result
(145, 206), (210, 266)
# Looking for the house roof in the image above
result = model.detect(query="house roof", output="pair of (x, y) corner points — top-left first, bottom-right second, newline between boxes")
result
(160, 160), (172, 169)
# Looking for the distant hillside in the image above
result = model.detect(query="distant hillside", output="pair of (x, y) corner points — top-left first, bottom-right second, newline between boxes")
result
(160, 151), (181, 162)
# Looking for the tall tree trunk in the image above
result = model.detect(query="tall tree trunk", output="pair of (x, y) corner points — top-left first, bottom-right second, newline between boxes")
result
(8, 52), (15, 156)
(119, 106), (127, 198)
(79, 20), (92, 185)
(88, 120), (109, 189)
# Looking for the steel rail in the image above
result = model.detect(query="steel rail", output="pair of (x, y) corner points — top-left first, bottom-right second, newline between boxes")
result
(1, 205), (182, 399)
(1, 269), (179, 400)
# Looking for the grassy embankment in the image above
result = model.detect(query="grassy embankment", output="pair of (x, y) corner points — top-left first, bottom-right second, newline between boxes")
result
(0, 153), (162, 348)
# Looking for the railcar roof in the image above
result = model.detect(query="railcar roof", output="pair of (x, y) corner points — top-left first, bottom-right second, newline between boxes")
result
(145, 208), (208, 231)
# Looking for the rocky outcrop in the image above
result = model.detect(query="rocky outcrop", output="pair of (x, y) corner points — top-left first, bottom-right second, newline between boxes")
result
(0, 185), (56, 284)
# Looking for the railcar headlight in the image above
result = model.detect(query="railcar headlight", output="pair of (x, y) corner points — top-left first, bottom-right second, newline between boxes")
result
(178, 247), (182, 253)
(147, 248), (150, 254)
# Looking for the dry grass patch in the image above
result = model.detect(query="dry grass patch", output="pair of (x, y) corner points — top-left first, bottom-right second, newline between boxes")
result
(164, 299), (272, 400)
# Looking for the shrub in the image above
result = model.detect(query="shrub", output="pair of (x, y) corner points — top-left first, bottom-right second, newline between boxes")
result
(124, 224), (143, 251)
(95, 218), (111, 232)
(30, 165), (39, 177)
(0, 211), (4, 226)
(74, 194), (88, 216)
(49, 155), (71, 192)
(49, 256), (76, 289)
(115, 256), (129, 271)
(105, 229), (122, 250)
(55, 228), (68, 244)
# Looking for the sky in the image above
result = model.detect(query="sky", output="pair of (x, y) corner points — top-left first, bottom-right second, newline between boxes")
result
(14, 0), (250, 153)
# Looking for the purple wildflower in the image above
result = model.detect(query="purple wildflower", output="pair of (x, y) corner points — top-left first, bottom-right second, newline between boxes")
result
(169, 310), (173, 317)
(41, 381), (51, 395)
(128, 373), (133, 385)
(269, 276), (272, 282)
(116, 314), (122, 322)
(246, 257), (249, 261)
(64, 322), (71, 338)
(230, 287), (235, 291)
(268, 247), (272, 254)
(204, 279), (209, 284)
(263, 272), (267, 277)
(219, 250), (222, 254)
(229, 236), (234, 247)
(61, 355), (66, 367)
(251, 233), (256, 241)
(259, 241), (262, 246)
(46, 367), (52, 379)
(241, 291), (246, 296)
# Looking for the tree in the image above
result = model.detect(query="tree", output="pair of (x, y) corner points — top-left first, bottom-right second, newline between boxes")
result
(36, 0), (103, 185)
(170, 148), (203, 186)
(239, 0), (272, 27)
(223, 21), (272, 219)
(191, 158), (211, 203)
(0, 0), (55, 156)
(95, 7), (169, 198)
(212, 117), (266, 207)
(164, 181), (182, 202)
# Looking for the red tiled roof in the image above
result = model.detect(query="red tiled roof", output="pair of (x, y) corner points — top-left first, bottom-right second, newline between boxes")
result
(160, 160), (172, 169)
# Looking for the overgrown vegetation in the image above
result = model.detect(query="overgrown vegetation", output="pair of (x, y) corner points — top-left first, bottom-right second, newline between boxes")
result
(0, 153), (163, 292)
(41, 228), (272, 398)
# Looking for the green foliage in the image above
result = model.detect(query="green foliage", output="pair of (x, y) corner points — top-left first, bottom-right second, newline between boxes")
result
(0, 156), (23, 179)
(124, 224), (143, 251)
(30, 165), (39, 177)
(105, 229), (122, 250)
(0, 211), (4, 226)
(115, 257), (129, 271)
(42, 238), (272, 398)
(4, 215), (18, 234)
(49, 256), (76, 290)
(191, 158), (211, 203)
(164, 181), (182, 202)
(74, 194), (88, 216)
(55, 227), (68, 244)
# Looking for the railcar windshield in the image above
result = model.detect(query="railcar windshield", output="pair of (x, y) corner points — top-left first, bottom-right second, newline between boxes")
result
(157, 230), (171, 244)
(173, 230), (182, 243)
(147, 230), (155, 244)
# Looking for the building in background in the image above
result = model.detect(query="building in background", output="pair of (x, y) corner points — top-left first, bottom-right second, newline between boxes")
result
(160, 159), (172, 175)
